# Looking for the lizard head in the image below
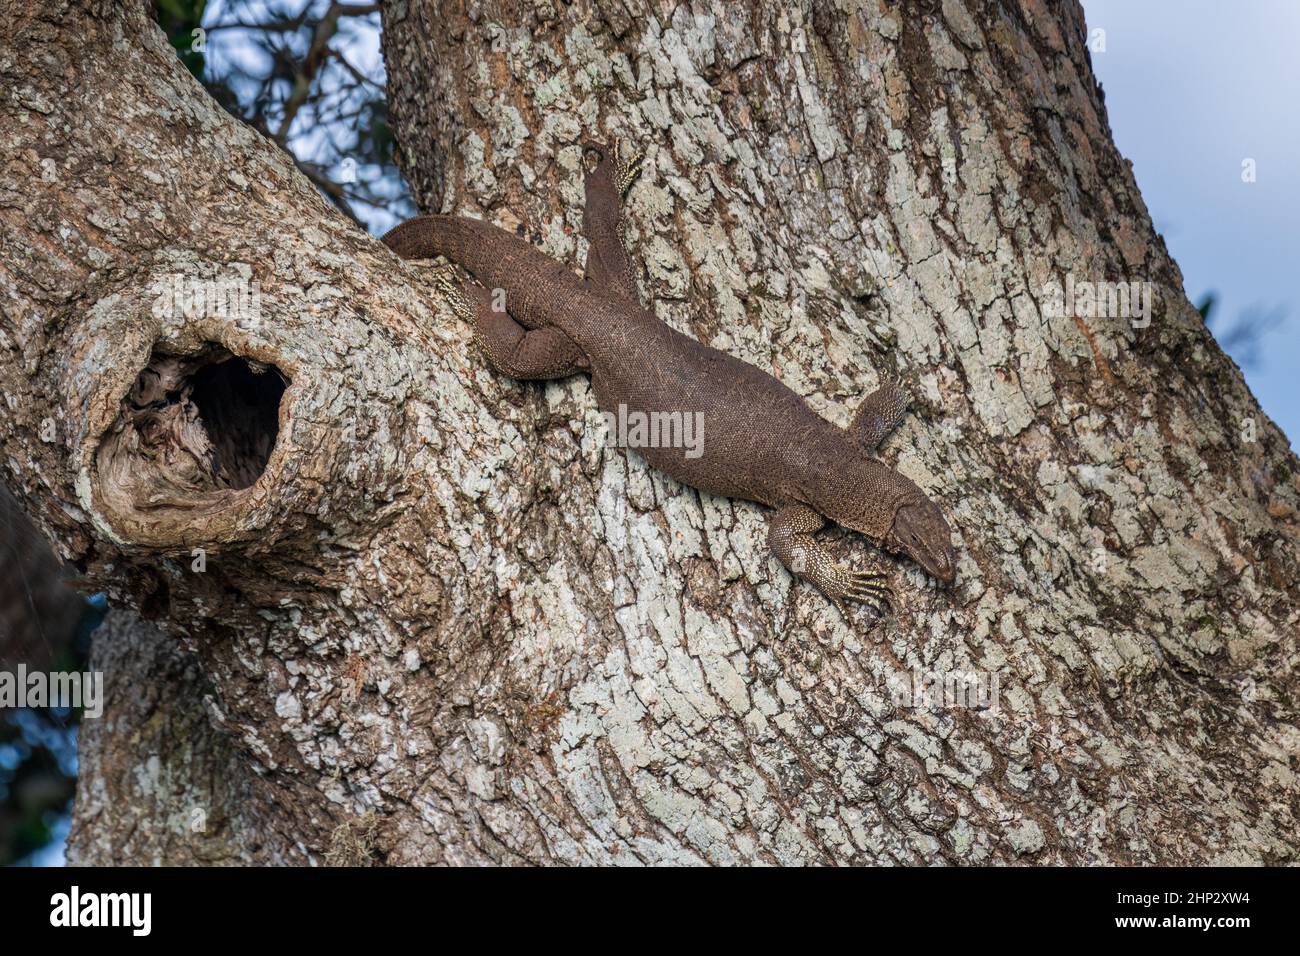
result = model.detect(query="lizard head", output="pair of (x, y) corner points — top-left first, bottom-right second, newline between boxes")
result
(884, 496), (956, 585)
(821, 459), (957, 585)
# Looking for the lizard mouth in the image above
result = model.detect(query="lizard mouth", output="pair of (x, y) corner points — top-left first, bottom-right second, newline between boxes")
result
(901, 540), (955, 585)
(927, 550), (957, 585)
(885, 543), (952, 584)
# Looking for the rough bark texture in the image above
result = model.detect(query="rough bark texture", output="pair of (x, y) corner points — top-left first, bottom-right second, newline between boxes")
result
(67, 609), (301, 865)
(0, 0), (1297, 864)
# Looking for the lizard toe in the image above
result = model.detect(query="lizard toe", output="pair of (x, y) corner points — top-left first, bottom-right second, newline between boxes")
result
(844, 574), (892, 610)
(848, 570), (888, 584)
(613, 142), (645, 195)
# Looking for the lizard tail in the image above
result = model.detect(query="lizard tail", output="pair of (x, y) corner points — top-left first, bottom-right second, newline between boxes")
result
(381, 215), (586, 331)
(380, 215), (554, 286)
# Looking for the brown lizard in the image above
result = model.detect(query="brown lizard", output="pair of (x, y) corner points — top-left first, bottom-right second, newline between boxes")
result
(382, 140), (956, 611)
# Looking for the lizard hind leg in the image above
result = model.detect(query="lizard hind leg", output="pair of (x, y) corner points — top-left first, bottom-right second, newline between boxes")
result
(434, 266), (589, 381)
(580, 139), (645, 305)
(432, 266), (477, 322)
(768, 503), (892, 613)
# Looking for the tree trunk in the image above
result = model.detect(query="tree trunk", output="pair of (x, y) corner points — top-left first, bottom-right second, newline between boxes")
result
(1, 0), (1296, 865)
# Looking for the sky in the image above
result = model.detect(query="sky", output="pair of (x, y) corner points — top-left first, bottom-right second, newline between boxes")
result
(1081, 0), (1300, 446)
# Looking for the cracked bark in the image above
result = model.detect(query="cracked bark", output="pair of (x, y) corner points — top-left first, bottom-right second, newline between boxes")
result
(1, 0), (1297, 865)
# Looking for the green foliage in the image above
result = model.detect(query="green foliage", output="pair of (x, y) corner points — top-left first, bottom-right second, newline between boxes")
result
(1196, 292), (1217, 325)
(1196, 291), (1285, 371)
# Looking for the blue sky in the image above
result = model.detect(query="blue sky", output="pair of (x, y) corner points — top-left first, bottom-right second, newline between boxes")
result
(1081, 0), (1300, 446)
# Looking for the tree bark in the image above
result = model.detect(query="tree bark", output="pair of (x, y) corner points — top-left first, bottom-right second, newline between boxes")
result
(1, 0), (1297, 864)
(66, 609), (303, 865)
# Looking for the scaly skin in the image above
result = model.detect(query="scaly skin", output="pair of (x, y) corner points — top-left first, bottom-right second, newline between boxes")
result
(382, 139), (957, 611)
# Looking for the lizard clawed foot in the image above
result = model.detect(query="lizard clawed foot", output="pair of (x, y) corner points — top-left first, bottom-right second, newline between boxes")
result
(823, 568), (893, 614)
(770, 504), (894, 616)
(611, 140), (644, 197)
(432, 266), (474, 323)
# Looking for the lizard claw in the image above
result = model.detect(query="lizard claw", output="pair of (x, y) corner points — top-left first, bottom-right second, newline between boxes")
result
(432, 267), (474, 322)
(829, 569), (892, 614)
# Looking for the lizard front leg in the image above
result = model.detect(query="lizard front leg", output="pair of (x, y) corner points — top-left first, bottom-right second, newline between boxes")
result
(435, 269), (589, 380)
(768, 503), (892, 612)
(849, 378), (910, 451)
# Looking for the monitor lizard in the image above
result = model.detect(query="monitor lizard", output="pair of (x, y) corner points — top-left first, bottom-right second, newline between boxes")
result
(381, 139), (957, 612)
